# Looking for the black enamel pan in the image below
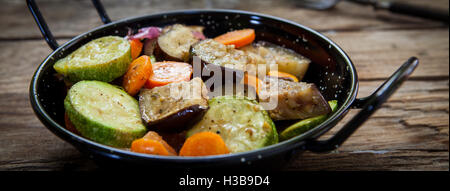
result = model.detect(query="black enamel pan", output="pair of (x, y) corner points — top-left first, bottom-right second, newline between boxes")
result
(27, 0), (418, 169)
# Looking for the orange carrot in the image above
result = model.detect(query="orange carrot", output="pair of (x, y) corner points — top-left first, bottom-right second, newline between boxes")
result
(131, 131), (177, 156)
(179, 132), (229, 157)
(145, 61), (192, 89)
(122, 55), (153, 96)
(143, 131), (177, 155)
(129, 39), (143, 60)
(64, 112), (80, 135)
(214, 29), (255, 48)
(268, 71), (299, 82)
(131, 139), (171, 156)
(243, 73), (262, 93)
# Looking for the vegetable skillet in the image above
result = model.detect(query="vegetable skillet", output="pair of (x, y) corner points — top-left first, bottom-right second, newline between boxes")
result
(28, 0), (418, 168)
(57, 23), (331, 155)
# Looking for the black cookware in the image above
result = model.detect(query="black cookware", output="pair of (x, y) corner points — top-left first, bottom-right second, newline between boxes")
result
(27, 0), (418, 169)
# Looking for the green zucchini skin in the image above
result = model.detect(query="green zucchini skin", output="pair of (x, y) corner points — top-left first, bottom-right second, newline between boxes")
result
(279, 100), (338, 141)
(64, 81), (147, 148)
(54, 36), (132, 83)
(187, 96), (278, 153)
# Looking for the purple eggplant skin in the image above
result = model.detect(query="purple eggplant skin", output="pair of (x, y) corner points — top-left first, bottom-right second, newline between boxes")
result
(153, 40), (185, 62)
(258, 78), (331, 121)
(188, 41), (246, 88)
(146, 104), (208, 133)
(138, 78), (209, 133)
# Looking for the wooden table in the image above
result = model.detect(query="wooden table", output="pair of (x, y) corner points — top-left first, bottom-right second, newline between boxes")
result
(0, 0), (448, 171)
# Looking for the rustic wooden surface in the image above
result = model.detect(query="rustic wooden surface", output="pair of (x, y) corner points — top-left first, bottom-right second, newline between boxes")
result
(0, 0), (448, 171)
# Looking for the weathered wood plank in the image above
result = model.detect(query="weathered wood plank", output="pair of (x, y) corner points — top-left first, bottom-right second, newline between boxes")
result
(284, 150), (449, 171)
(1, 0), (447, 39)
(0, 0), (447, 171)
(0, 77), (447, 170)
(0, 29), (447, 84)
(323, 29), (449, 79)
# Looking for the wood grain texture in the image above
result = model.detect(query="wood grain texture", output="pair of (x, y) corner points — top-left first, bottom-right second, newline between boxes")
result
(1, 0), (448, 39)
(0, 0), (448, 171)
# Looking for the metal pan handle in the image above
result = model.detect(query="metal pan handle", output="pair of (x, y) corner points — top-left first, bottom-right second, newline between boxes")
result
(26, 0), (111, 50)
(305, 57), (419, 152)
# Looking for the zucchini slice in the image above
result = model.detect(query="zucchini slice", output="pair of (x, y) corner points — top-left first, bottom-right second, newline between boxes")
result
(280, 100), (338, 141)
(187, 96), (278, 153)
(54, 36), (132, 83)
(64, 81), (147, 147)
(155, 24), (201, 62)
(139, 77), (209, 132)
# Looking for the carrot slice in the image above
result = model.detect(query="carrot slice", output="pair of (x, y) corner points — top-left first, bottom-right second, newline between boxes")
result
(131, 139), (170, 155)
(129, 39), (143, 60)
(143, 131), (177, 155)
(242, 73), (262, 93)
(214, 29), (255, 48)
(131, 131), (177, 156)
(179, 132), (229, 157)
(145, 61), (192, 89)
(268, 71), (299, 82)
(122, 55), (153, 96)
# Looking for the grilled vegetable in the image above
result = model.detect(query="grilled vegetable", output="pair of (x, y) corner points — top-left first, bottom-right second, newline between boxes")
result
(127, 26), (161, 40)
(64, 112), (79, 135)
(214, 29), (255, 48)
(240, 41), (310, 80)
(258, 78), (331, 121)
(129, 39), (143, 59)
(139, 77), (209, 132)
(143, 38), (158, 56)
(280, 100), (338, 141)
(131, 139), (173, 156)
(122, 55), (153, 96)
(190, 39), (249, 71)
(267, 71), (299, 82)
(242, 73), (263, 94)
(187, 25), (206, 40)
(187, 96), (278, 153)
(54, 36), (132, 83)
(179, 132), (229, 156)
(145, 61), (192, 89)
(64, 81), (147, 147)
(131, 131), (177, 156)
(155, 24), (201, 62)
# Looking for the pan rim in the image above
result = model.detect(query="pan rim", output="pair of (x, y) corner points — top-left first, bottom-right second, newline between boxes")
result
(29, 8), (358, 164)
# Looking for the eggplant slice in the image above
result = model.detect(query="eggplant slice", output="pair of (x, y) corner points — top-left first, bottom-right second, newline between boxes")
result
(240, 41), (310, 80)
(139, 77), (209, 132)
(190, 39), (256, 92)
(191, 39), (252, 72)
(258, 77), (331, 121)
(154, 24), (202, 62)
